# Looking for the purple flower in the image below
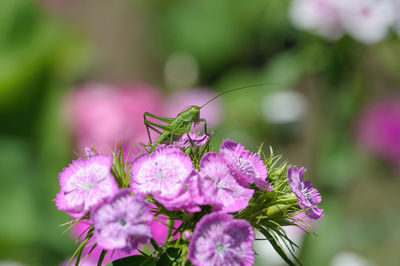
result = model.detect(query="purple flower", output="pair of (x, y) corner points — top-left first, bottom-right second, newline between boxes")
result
(173, 132), (210, 147)
(220, 139), (271, 191)
(195, 152), (254, 213)
(92, 189), (153, 252)
(55, 155), (119, 218)
(130, 146), (194, 199)
(188, 212), (254, 266)
(287, 166), (323, 219)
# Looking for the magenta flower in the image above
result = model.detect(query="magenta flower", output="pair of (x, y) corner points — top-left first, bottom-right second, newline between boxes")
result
(188, 212), (254, 266)
(357, 97), (400, 166)
(130, 146), (194, 199)
(55, 155), (119, 218)
(287, 166), (323, 219)
(195, 152), (254, 213)
(220, 139), (271, 190)
(173, 132), (210, 148)
(92, 189), (153, 252)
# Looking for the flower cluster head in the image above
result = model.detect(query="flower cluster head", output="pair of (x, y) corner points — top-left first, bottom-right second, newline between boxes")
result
(56, 120), (324, 265)
(289, 0), (399, 44)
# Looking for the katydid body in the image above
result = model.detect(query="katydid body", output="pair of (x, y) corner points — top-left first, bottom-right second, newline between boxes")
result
(144, 106), (207, 152)
(143, 83), (276, 152)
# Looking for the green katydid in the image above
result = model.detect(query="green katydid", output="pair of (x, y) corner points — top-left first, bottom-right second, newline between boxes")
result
(143, 83), (275, 152)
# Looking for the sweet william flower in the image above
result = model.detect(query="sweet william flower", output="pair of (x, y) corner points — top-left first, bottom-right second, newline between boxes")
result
(195, 152), (254, 213)
(130, 146), (194, 198)
(92, 189), (153, 252)
(188, 212), (255, 266)
(173, 132), (210, 148)
(287, 166), (324, 219)
(220, 139), (271, 190)
(154, 172), (202, 212)
(55, 154), (119, 218)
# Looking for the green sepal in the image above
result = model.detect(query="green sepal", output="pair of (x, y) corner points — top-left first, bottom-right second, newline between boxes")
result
(257, 226), (301, 266)
(107, 255), (157, 266)
(156, 248), (181, 266)
(97, 249), (107, 266)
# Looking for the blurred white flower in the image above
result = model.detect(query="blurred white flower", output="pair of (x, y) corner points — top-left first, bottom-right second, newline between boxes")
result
(394, 0), (400, 35)
(339, 0), (395, 44)
(330, 251), (376, 266)
(253, 226), (305, 266)
(289, 0), (343, 40)
(289, 0), (397, 44)
(261, 90), (308, 124)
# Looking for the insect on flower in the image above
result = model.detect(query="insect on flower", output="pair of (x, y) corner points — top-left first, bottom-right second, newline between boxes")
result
(143, 84), (275, 152)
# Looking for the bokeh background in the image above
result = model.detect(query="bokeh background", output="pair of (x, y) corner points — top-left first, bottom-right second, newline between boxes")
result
(1, 0), (400, 265)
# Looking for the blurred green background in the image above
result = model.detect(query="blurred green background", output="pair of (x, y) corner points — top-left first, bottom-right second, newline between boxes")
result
(1, 0), (400, 265)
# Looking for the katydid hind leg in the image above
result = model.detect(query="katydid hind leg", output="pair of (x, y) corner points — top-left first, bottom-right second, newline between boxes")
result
(144, 124), (164, 144)
(143, 112), (174, 124)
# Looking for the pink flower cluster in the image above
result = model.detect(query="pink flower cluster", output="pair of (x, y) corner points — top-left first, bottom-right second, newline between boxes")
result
(289, 0), (400, 43)
(130, 139), (271, 213)
(56, 136), (323, 265)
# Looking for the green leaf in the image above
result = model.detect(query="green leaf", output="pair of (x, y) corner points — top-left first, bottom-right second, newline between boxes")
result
(150, 238), (161, 251)
(156, 248), (181, 266)
(109, 255), (156, 266)
(257, 226), (299, 266)
(97, 249), (107, 266)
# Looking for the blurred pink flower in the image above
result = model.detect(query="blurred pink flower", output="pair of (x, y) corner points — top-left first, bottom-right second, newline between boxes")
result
(162, 88), (223, 132)
(357, 97), (400, 166)
(64, 83), (161, 154)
